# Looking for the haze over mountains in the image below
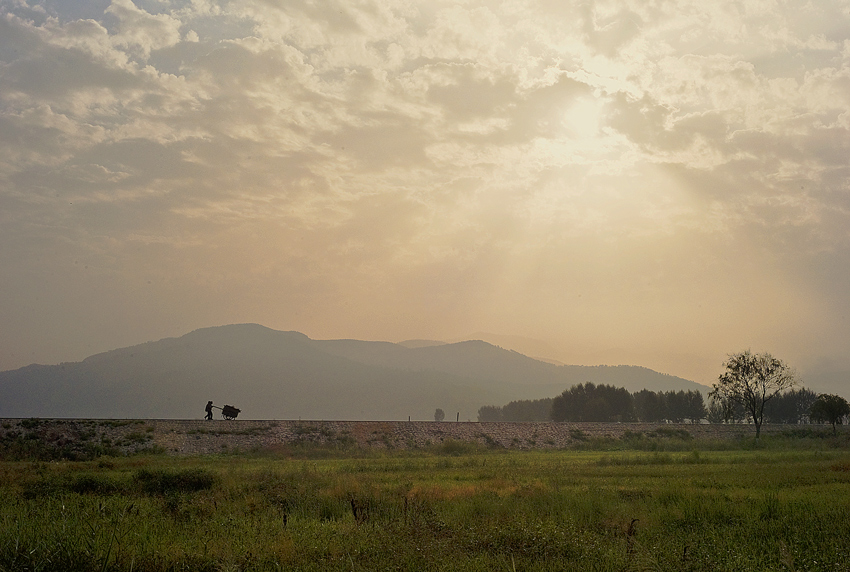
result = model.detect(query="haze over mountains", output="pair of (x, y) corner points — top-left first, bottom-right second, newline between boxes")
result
(0, 324), (708, 421)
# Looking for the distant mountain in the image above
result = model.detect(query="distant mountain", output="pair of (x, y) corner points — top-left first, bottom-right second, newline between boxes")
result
(455, 332), (562, 363)
(0, 324), (707, 420)
(397, 339), (447, 349)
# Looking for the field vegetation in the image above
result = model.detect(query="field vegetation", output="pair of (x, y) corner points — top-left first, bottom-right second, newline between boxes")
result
(1, 431), (849, 571)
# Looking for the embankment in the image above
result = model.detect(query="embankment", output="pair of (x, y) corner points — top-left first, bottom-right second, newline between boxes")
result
(0, 418), (818, 457)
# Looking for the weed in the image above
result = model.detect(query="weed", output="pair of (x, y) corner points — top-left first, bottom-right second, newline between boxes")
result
(569, 428), (589, 441)
(648, 427), (693, 441)
(20, 418), (43, 429)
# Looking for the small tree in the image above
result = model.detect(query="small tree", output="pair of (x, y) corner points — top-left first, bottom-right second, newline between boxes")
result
(709, 350), (796, 439)
(434, 408), (445, 422)
(477, 405), (502, 422)
(706, 398), (726, 424)
(809, 394), (850, 434)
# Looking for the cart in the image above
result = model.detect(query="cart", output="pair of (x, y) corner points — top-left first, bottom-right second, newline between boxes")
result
(212, 404), (241, 420)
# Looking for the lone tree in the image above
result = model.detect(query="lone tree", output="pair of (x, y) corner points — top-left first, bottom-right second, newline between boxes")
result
(434, 408), (445, 422)
(809, 394), (850, 434)
(709, 350), (796, 439)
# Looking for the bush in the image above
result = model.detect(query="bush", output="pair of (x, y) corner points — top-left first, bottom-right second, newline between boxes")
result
(134, 468), (217, 494)
(434, 439), (481, 456)
(22, 473), (124, 498)
(69, 474), (122, 495)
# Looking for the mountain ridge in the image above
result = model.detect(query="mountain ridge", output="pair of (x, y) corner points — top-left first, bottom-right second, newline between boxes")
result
(0, 324), (707, 420)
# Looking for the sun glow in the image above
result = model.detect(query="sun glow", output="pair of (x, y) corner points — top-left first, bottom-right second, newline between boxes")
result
(563, 97), (603, 139)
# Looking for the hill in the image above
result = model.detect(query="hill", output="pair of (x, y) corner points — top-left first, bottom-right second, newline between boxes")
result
(0, 324), (707, 420)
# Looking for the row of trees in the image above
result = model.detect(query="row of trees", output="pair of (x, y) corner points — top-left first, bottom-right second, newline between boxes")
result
(476, 351), (849, 435)
(707, 388), (819, 425)
(550, 384), (708, 423)
(709, 350), (849, 437)
(633, 388), (706, 423)
(477, 384), (708, 423)
(477, 399), (553, 423)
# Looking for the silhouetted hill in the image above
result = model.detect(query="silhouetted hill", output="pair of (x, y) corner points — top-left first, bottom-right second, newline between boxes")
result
(0, 324), (707, 420)
(397, 339), (447, 349)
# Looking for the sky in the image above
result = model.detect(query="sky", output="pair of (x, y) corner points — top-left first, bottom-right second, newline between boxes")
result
(1, 0), (849, 390)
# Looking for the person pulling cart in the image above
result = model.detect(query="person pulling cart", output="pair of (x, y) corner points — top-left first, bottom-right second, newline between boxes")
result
(204, 401), (241, 420)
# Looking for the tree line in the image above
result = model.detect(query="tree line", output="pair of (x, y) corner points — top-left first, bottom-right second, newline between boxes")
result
(709, 350), (849, 437)
(478, 383), (709, 423)
(478, 351), (849, 432)
(707, 388), (819, 425)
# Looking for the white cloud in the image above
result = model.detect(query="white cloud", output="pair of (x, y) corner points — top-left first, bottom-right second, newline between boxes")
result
(106, 0), (182, 59)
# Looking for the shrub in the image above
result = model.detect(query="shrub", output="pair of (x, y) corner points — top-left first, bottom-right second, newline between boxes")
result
(435, 439), (481, 456)
(134, 468), (217, 494)
(69, 474), (122, 495)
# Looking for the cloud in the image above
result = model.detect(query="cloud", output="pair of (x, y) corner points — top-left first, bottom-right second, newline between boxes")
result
(579, 2), (643, 58)
(1, 0), (850, 388)
(106, 0), (182, 59)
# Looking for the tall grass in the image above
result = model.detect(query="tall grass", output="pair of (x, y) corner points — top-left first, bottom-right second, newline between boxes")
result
(0, 444), (848, 571)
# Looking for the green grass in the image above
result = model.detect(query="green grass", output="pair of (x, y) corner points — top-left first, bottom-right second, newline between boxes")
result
(0, 442), (849, 571)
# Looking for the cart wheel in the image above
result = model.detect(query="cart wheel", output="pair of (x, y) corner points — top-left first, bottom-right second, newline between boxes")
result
(223, 415), (234, 420)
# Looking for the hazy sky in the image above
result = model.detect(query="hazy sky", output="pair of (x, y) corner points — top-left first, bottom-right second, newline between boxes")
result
(2, 0), (849, 387)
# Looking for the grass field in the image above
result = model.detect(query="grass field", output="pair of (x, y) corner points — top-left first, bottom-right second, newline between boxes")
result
(1, 434), (849, 571)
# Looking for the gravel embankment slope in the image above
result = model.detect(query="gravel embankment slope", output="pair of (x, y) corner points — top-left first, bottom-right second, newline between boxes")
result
(0, 418), (805, 456)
